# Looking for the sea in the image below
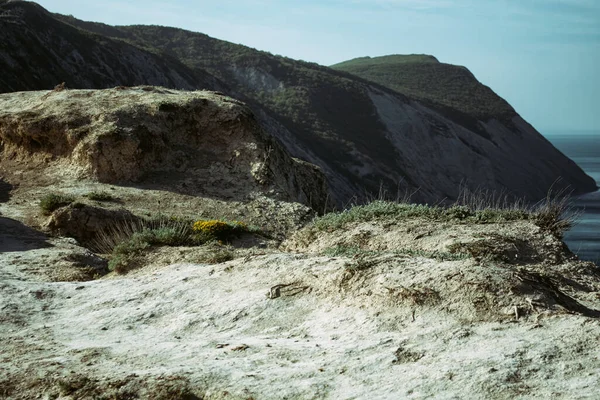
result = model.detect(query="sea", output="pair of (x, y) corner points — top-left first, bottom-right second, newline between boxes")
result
(544, 131), (600, 264)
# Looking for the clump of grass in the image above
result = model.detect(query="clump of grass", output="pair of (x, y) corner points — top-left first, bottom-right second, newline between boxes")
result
(85, 191), (115, 202)
(311, 200), (532, 232)
(313, 201), (438, 231)
(456, 185), (578, 238)
(92, 217), (195, 273)
(108, 226), (194, 273)
(532, 193), (578, 239)
(39, 193), (75, 215)
(92, 219), (143, 255)
(94, 217), (254, 273)
(454, 185), (529, 211)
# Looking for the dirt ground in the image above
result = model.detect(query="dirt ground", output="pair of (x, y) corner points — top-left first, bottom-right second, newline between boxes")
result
(2, 207), (600, 399)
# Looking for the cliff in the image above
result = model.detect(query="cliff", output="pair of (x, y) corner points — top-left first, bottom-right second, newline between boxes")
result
(0, 87), (328, 210)
(0, 0), (594, 206)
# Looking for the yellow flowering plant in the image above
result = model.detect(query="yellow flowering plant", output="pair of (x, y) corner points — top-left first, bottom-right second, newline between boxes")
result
(192, 219), (248, 241)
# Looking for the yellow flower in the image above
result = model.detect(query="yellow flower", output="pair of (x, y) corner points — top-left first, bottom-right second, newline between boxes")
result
(192, 220), (230, 234)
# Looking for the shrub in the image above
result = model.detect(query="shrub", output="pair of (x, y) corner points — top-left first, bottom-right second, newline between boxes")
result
(92, 216), (194, 273)
(96, 216), (254, 273)
(192, 219), (249, 241)
(39, 193), (75, 215)
(194, 245), (235, 264)
(99, 218), (253, 273)
(108, 233), (151, 273)
(85, 191), (115, 202)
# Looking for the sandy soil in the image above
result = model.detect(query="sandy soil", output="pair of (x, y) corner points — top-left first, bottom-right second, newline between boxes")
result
(2, 227), (600, 399)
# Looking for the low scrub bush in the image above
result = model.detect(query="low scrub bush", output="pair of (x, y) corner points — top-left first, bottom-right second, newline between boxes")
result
(39, 193), (75, 215)
(85, 191), (115, 202)
(311, 200), (533, 231)
(107, 224), (197, 273)
(108, 232), (151, 273)
(194, 244), (235, 264)
(93, 217), (196, 273)
(311, 186), (576, 241)
(192, 219), (251, 242)
(322, 246), (379, 258)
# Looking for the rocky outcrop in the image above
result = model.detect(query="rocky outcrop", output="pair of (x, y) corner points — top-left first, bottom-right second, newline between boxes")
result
(0, 87), (329, 210)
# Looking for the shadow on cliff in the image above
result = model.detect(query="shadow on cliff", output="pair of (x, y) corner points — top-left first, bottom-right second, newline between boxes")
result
(0, 217), (53, 252)
(0, 177), (13, 203)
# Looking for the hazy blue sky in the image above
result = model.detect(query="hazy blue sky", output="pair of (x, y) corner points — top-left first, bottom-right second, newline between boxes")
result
(36, 0), (600, 133)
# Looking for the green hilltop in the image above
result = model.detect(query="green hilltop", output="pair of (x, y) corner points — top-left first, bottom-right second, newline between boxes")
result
(331, 55), (515, 122)
(332, 54), (440, 68)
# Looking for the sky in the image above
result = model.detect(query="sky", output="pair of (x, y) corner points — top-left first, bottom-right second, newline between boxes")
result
(35, 0), (600, 133)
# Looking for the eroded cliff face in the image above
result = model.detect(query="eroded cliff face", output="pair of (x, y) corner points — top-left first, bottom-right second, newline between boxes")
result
(367, 89), (597, 202)
(0, 87), (328, 210)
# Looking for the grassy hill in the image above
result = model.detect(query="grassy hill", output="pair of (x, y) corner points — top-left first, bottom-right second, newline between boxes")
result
(0, 1), (216, 93)
(333, 54), (440, 67)
(331, 55), (516, 122)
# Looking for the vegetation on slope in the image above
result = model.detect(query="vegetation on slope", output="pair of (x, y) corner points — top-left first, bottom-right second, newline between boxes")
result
(331, 55), (516, 122)
(53, 17), (524, 197)
(94, 217), (256, 273)
(310, 195), (575, 239)
(333, 54), (440, 67)
(5, 5), (592, 206)
(0, 1), (213, 93)
(39, 193), (75, 215)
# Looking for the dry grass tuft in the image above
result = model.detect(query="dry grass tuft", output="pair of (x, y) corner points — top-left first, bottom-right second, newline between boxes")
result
(533, 189), (579, 239)
(92, 217), (254, 273)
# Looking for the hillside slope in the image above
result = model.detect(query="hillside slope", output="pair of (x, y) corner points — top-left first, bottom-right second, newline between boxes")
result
(55, 16), (597, 203)
(1, 1), (595, 205)
(331, 54), (515, 123)
(0, 0), (218, 92)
